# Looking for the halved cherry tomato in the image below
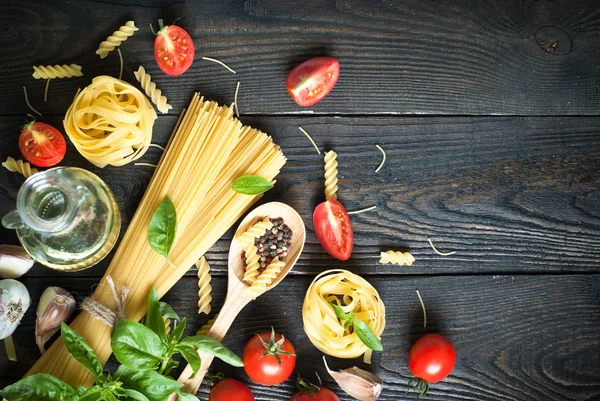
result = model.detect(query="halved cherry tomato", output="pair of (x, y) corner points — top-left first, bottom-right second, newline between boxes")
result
(154, 20), (195, 76)
(286, 57), (339, 106)
(242, 328), (296, 386)
(313, 199), (353, 260)
(209, 378), (254, 401)
(408, 334), (456, 396)
(18, 121), (66, 167)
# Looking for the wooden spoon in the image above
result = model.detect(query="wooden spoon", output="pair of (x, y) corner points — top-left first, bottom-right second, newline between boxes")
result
(174, 202), (306, 396)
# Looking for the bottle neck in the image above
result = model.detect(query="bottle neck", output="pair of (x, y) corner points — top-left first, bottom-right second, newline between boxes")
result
(16, 169), (83, 233)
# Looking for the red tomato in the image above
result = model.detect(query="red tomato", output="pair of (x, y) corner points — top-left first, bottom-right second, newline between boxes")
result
(209, 378), (254, 401)
(313, 199), (353, 260)
(291, 378), (340, 401)
(154, 21), (195, 76)
(242, 329), (296, 385)
(19, 121), (66, 167)
(286, 57), (339, 106)
(409, 334), (456, 384)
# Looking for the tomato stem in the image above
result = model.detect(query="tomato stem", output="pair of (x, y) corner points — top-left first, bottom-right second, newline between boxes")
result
(407, 377), (429, 398)
(292, 376), (321, 401)
(256, 326), (296, 366)
(204, 372), (225, 389)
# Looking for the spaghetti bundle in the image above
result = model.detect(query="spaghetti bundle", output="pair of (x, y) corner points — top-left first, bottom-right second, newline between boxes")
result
(63, 76), (157, 167)
(303, 269), (385, 362)
(26, 93), (286, 387)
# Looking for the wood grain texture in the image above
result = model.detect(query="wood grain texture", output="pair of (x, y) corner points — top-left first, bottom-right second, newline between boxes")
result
(1, 115), (599, 276)
(0, 0), (599, 116)
(0, 274), (598, 401)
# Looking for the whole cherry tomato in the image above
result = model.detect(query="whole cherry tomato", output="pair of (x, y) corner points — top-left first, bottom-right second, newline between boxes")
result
(408, 334), (456, 396)
(209, 378), (254, 401)
(243, 328), (296, 385)
(291, 378), (340, 401)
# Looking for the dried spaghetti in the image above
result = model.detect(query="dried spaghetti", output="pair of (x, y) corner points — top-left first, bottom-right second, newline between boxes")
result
(302, 269), (385, 362)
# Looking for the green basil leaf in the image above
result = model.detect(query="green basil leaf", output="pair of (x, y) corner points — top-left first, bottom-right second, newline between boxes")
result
(60, 323), (103, 379)
(146, 288), (167, 342)
(78, 387), (103, 401)
(111, 321), (168, 369)
(330, 302), (349, 321)
(159, 302), (180, 321)
(116, 366), (183, 401)
(181, 336), (244, 367)
(148, 196), (177, 267)
(164, 359), (180, 376)
(177, 392), (199, 401)
(73, 386), (87, 396)
(121, 388), (150, 401)
(177, 344), (202, 378)
(169, 317), (187, 344)
(231, 175), (273, 195)
(353, 320), (383, 351)
(0, 374), (78, 401)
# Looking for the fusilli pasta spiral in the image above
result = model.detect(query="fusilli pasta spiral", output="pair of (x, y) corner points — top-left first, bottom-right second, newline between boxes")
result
(164, 318), (172, 335)
(324, 150), (339, 200)
(134, 66), (173, 114)
(249, 257), (285, 297)
(2, 157), (39, 178)
(379, 251), (415, 266)
(96, 21), (139, 59)
(197, 257), (212, 315)
(243, 245), (260, 284)
(32, 64), (83, 80)
(197, 314), (219, 336)
(236, 217), (273, 249)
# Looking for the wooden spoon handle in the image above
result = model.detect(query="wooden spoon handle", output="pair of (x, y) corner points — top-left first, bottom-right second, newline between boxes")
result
(177, 293), (250, 395)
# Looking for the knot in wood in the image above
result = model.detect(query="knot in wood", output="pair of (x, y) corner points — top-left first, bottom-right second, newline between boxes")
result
(535, 26), (572, 55)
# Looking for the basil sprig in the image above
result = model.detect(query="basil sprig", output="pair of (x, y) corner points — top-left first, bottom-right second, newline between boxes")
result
(148, 196), (177, 268)
(231, 175), (274, 195)
(0, 287), (243, 401)
(331, 301), (383, 351)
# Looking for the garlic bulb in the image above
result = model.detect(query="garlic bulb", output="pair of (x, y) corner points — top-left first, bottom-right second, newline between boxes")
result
(323, 356), (383, 401)
(0, 279), (31, 339)
(0, 245), (34, 279)
(36, 287), (76, 353)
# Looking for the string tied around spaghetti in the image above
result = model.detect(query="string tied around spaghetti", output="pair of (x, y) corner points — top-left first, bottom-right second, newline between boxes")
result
(81, 276), (129, 328)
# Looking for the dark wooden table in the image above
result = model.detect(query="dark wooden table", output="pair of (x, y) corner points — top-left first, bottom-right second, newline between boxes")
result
(1, 1), (599, 400)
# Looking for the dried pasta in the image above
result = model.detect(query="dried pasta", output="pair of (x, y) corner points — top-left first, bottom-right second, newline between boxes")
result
(63, 75), (157, 167)
(196, 257), (212, 315)
(324, 150), (338, 200)
(2, 157), (38, 178)
(32, 64), (83, 80)
(197, 314), (218, 336)
(249, 257), (285, 297)
(243, 245), (260, 284)
(236, 217), (273, 249)
(134, 66), (173, 114)
(302, 269), (385, 361)
(96, 21), (138, 59)
(379, 251), (415, 266)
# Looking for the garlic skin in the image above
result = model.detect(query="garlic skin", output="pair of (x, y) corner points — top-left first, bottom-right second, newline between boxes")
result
(0, 245), (34, 279)
(323, 356), (383, 401)
(36, 287), (76, 354)
(0, 279), (31, 339)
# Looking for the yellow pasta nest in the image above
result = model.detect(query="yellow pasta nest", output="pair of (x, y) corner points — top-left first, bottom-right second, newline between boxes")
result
(243, 245), (261, 284)
(303, 269), (385, 361)
(324, 150), (339, 200)
(2, 157), (39, 178)
(249, 257), (285, 297)
(196, 257), (212, 315)
(134, 66), (173, 114)
(236, 217), (273, 249)
(32, 64), (83, 80)
(197, 314), (218, 336)
(63, 76), (157, 167)
(96, 21), (138, 59)
(379, 251), (415, 266)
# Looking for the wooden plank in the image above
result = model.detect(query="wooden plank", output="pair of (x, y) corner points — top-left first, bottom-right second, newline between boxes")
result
(1, 115), (599, 276)
(0, 274), (599, 400)
(1, 0), (599, 116)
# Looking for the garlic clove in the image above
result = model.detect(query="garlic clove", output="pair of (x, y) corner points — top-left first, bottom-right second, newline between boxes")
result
(36, 287), (76, 354)
(0, 245), (34, 279)
(0, 279), (31, 340)
(323, 356), (383, 401)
